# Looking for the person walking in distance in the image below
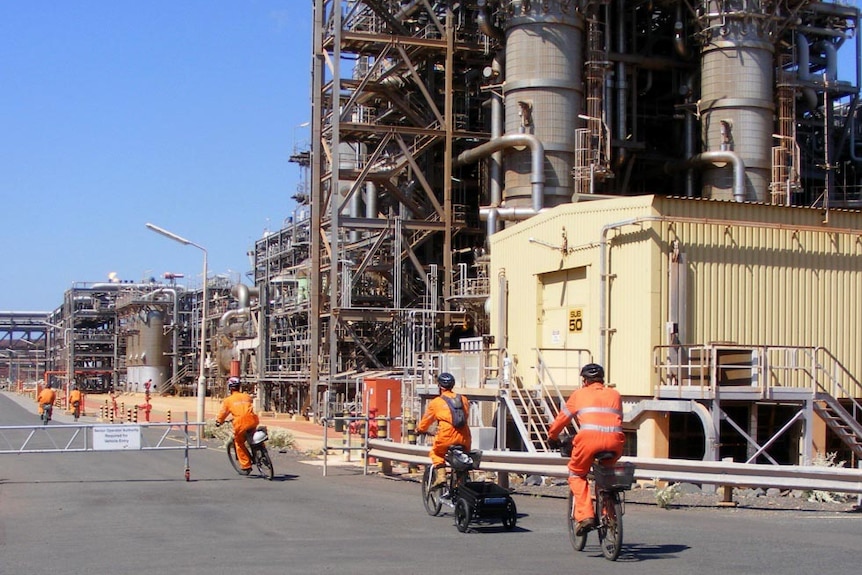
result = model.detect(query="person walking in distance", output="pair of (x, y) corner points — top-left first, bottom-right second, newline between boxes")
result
(215, 377), (260, 475)
(416, 372), (472, 487)
(69, 385), (83, 421)
(548, 363), (625, 535)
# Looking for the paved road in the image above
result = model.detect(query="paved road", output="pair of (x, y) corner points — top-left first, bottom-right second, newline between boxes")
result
(1, 393), (860, 575)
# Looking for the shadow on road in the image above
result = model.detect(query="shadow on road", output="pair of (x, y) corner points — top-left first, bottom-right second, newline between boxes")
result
(603, 542), (691, 562)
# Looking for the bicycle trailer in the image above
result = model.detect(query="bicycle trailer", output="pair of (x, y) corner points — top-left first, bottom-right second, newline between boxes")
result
(451, 481), (517, 532)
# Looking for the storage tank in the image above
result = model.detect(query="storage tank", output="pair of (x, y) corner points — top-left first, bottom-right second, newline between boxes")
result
(138, 310), (168, 391)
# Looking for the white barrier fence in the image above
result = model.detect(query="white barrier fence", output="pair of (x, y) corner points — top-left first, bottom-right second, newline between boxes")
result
(368, 439), (862, 495)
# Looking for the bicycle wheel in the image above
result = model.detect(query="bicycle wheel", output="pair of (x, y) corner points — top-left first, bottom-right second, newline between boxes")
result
(502, 499), (517, 530)
(454, 498), (471, 533)
(421, 466), (443, 516)
(566, 491), (586, 551)
(256, 446), (275, 480)
(597, 491), (623, 561)
(226, 441), (245, 475)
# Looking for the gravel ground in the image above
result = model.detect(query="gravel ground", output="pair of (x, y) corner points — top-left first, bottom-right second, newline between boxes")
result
(509, 474), (862, 514)
(250, 438), (862, 515)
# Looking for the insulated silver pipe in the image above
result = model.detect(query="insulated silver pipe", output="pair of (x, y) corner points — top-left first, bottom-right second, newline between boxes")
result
(456, 133), (546, 234)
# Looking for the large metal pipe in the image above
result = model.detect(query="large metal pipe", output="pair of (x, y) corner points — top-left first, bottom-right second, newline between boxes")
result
(797, 33), (818, 110)
(666, 151), (747, 202)
(614, 0), (628, 169)
(457, 133), (546, 235)
(476, 0), (504, 43)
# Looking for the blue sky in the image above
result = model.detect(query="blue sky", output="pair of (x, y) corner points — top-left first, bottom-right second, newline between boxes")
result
(1, 2), (858, 312)
(0, 1), (312, 311)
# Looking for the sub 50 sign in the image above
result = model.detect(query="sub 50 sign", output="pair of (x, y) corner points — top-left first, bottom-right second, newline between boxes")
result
(568, 308), (583, 332)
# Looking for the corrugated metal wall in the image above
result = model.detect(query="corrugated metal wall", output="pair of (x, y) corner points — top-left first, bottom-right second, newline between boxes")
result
(491, 196), (862, 398)
(656, 197), (862, 394)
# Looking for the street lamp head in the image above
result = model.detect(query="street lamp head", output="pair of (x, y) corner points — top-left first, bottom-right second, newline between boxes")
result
(145, 223), (192, 246)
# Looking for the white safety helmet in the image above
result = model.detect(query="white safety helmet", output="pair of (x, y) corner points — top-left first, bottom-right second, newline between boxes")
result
(251, 427), (268, 445)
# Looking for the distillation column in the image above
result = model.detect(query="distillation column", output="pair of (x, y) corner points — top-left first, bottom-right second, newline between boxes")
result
(503, 0), (584, 208)
(699, 0), (774, 202)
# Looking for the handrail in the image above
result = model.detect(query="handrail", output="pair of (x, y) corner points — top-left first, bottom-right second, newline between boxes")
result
(653, 343), (862, 402)
(367, 439), (862, 494)
(811, 347), (862, 422)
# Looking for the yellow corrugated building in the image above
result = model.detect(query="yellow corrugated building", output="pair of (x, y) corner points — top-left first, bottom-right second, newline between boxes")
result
(490, 195), (862, 462)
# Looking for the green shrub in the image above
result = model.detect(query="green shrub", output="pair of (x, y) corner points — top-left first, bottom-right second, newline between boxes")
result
(655, 481), (681, 509)
(804, 452), (850, 503)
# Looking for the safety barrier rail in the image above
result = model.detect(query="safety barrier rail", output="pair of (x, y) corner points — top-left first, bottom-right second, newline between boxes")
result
(367, 439), (862, 495)
(0, 421), (205, 454)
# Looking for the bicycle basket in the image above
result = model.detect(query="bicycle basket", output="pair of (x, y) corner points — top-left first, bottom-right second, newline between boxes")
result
(445, 446), (482, 471)
(593, 462), (635, 491)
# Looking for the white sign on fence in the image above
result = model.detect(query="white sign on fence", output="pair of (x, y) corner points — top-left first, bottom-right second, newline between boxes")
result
(93, 425), (141, 450)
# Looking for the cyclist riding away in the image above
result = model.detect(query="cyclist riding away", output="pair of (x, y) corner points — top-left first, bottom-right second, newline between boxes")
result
(69, 385), (82, 421)
(548, 363), (625, 536)
(215, 377), (260, 475)
(37, 383), (57, 420)
(417, 372), (472, 487)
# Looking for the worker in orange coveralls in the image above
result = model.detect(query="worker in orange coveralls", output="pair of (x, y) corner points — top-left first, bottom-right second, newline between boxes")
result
(548, 363), (625, 536)
(69, 386), (83, 421)
(416, 372), (471, 487)
(215, 377), (260, 475)
(37, 384), (57, 418)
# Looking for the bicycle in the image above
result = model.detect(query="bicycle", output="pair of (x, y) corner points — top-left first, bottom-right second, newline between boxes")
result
(565, 452), (634, 561)
(40, 403), (53, 425)
(223, 423), (275, 480)
(421, 444), (516, 532)
(71, 400), (81, 422)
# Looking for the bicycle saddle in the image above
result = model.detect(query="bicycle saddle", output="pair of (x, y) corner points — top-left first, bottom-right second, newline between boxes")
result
(594, 451), (617, 462)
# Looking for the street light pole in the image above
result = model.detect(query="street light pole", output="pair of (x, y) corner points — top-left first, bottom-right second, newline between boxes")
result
(146, 222), (209, 423)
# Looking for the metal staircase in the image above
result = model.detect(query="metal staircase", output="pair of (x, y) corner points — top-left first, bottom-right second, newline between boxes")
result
(810, 346), (862, 460)
(502, 348), (593, 453)
(813, 394), (862, 460)
(160, 364), (192, 397)
(501, 387), (556, 453)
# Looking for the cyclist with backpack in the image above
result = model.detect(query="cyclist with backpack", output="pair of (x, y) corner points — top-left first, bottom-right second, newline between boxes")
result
(417, 372), (472, 487)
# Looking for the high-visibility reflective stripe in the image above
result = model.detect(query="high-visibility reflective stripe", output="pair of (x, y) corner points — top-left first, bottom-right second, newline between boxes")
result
(579, 424), (623, 433)
(574, 406), (622, 417)
(561, 405), (573, 417)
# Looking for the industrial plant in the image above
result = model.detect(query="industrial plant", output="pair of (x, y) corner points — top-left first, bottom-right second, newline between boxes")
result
(2, 1), (862, 469)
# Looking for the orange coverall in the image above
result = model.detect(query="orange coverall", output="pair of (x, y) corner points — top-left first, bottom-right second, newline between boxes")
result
(69, 389), (82, 409)
(548, 382), (625, 523)
(37, 387), (57, 415)
(216, 391), (260, 470)
(416, 390), (471, 466)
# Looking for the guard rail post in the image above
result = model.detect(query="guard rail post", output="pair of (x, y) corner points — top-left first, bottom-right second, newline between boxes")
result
(858, 461), (861, 510)
(377, 415), (391, 475)
(406, 418), (418, 473)
(719, 457), (738, 507)
(342, 415), (351, 462)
